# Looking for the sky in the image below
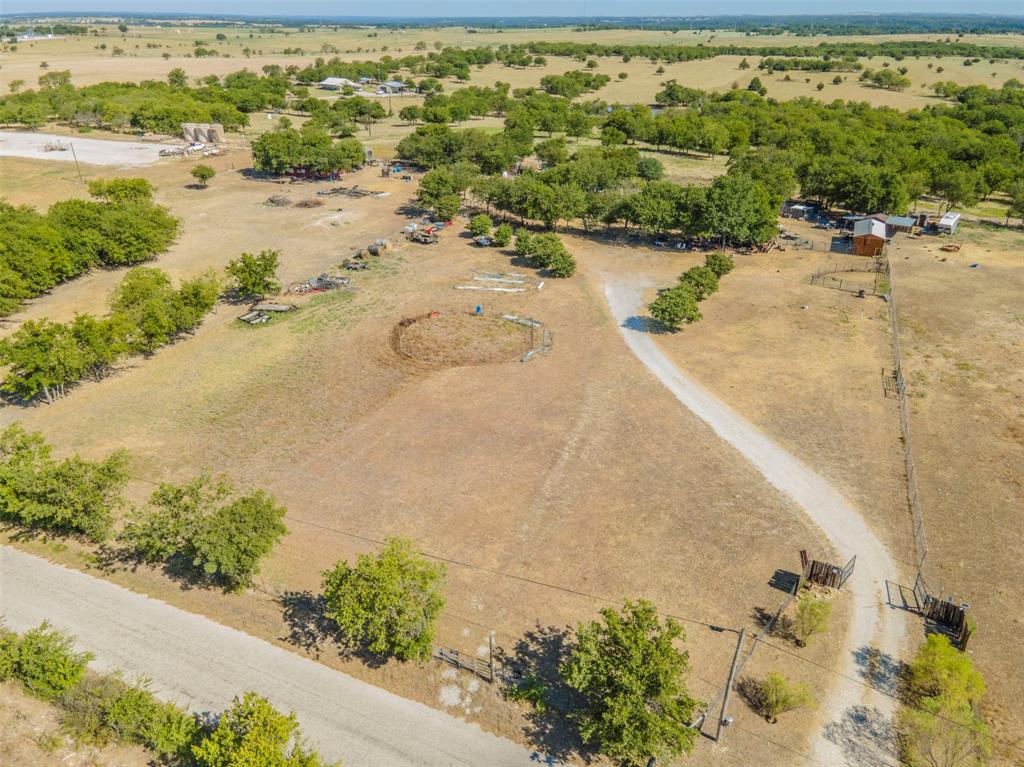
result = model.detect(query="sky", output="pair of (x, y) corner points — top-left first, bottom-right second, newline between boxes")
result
(5, 3), (1024, 17)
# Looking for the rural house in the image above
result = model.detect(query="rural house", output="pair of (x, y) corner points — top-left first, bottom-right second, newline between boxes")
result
(318, 77), (359, 90)
(852, 218), (887, 256)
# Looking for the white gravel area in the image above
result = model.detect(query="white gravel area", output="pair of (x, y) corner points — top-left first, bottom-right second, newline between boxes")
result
(0, 130), (168, 166)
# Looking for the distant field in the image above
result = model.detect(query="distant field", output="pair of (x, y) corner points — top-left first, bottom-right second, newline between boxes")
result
(2, 24), (1023, 112)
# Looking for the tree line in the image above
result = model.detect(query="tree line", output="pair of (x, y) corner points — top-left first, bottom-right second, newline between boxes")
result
(1, 622), (335, 766)
(0, 266), (219, 403)
(517, 38), (1024, 63)
(0, 68), (291, 133)
(0, 178), (178, 316)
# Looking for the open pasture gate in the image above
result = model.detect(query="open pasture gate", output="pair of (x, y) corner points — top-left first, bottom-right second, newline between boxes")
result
(800, 549), (856, 590)
(913, 573), (972, 650)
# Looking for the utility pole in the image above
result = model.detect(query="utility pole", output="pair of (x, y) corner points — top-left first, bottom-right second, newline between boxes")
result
(715, 627), (745, 744)
(69, 142), (84, 183)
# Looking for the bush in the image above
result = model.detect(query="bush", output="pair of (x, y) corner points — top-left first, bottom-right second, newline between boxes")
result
(468, 214), (493, 237)
(64, 675), (200, 758)
(492, 222), (514, 246)
(792, 592), (831, 647)
(505, 673), (549, 712)
(433, 193), (460, 221)
(703, 251), (734, 276)
(321, 537), (446, 662)
(742, 671), (816, 722)
(680, 265), (719, 300)
(15, 622), (92, 701)
(649, 283), (701, 329)
(0, 628), (19, 681)
(193, 692), (332, 767)
(191, 164), (216, 186)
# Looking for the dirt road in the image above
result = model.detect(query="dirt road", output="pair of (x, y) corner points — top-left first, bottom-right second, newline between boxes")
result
(603, 278), (908, 765)
(0, 546), (535, 767)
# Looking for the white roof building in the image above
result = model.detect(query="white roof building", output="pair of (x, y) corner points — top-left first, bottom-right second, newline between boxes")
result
(853, 218), (887, 239)
(318, 77), (358, 90)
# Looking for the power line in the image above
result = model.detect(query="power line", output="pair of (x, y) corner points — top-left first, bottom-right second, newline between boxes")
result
(751, 636), (1022, 754)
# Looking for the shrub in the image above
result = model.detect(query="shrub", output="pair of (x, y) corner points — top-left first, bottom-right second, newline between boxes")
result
(492, 222), (514, 246)
(193, 692), (331, 767)
(191, 164), (216, 186)
(15, 622), (92, 701)
(505, 673), (549, 712)
(792, 592), (832, 647)
(703, 251), (734, 277)
(433, 193), (460, 221)
(649, 283), (701, 329)
(743, 671), (816, 722)
(514, 228), (536, 258)
(0, 628), (19, 681)
(680, 265), (719, 300)
(468, 214), (493, 237)
(321, 537), (446, 661)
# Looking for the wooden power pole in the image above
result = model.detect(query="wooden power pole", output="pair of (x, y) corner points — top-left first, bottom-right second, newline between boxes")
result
(715, 627), (745, 744)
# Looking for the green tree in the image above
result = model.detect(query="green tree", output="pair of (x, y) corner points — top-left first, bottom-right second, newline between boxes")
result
(0, 424), (128, 540)
(38, 69), (72, 90)
(636, 156), (664, 181)
(680, 265), (719, 300)
(321, 537), (446, 662)
(792, 592), (832, 647)
(191, 164), (216, 187)
(739, 57), (751, 70)
(167, 67), (188, 88)
(561, 599), (699, 765)
(225, 249), (280, 300)
(189, 491), (287, 590)
(87, 178), (154, 204)
(534, 136), (568, 166)
(649, 284), (701, 330)
(468, 214), (493, 237)
(433, 193), (460, 221)
(899, 635), (989, 767)
(398, 105), (422, 124)
(704, 251), (735, 277)
(1007, 178), (1024, 226)
(492, 222), (514, 246)
(193, 692), (333, 767)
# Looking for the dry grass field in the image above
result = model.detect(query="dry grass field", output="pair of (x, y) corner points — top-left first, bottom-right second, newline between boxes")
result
(0, 19), (1021, 764)
(0, 144), (847, 765)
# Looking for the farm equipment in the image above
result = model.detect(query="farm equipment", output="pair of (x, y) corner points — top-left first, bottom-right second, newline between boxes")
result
(409, 230), (439, 245)
(287, 274), (351, 294)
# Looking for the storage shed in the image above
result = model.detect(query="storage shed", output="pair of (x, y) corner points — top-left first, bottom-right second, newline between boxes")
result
(852, 218), (887, 256)
(886, 215), (916, 234)
(938, 212), (961, 234)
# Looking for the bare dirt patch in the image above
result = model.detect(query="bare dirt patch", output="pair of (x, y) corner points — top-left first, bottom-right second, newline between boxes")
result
(391, 311), (533, 366)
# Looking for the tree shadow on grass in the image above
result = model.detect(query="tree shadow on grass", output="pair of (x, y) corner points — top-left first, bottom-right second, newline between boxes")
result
(275, 590), (389, 669)
(496, 624), (595, 765)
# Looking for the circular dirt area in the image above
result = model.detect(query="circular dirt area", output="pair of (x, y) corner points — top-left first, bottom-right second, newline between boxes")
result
(391, 312), (534, 366)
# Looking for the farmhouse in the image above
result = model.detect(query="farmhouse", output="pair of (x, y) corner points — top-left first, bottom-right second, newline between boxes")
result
(318, 77), (359, 90)
(852, 217), (887, 256)
(379, 80), (409, 94)
(938, 211), (961, 234)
